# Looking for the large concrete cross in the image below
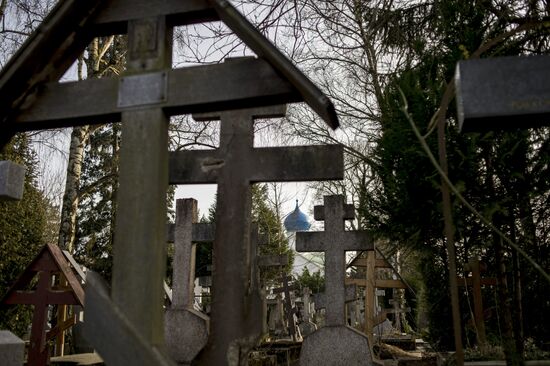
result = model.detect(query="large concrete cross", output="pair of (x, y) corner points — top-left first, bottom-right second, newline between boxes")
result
(169, 106), (343, 364)
(455, 55), (550, 131)
(296, 195), (372, 326)
(296, 195), (373, 366)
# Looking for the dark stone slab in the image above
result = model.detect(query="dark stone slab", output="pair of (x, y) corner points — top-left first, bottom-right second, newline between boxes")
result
(0, 161), (25, 201)
(456, 55), (550, 131)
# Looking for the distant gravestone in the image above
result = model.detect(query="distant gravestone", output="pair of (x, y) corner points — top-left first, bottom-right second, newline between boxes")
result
(299, 288), (317, 337)
(0, 161), (24, 201)
(296, 195), (373, 366)
(165, 199), (209, 365)
(0, 331), (24, 366)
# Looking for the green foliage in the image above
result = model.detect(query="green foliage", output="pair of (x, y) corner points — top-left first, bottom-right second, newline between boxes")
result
(0, 135), (57, 337)
(74, 124), (120, 282)
(296, 267), (324, 294)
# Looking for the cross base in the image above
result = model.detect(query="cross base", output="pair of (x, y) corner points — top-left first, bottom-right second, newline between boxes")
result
(164, 309), (209, 364)
(300, 326), (372, 365)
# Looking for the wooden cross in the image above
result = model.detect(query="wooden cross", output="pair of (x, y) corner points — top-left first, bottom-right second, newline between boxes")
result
(164, 198), (209, 365)
(0, 244), (84, 366)
(457, 258), (496, 346)
(273, 275), (300, 341)
(296, 195), (373, 326)
(169, 105), (343, 364)
(1, 2), (341, 364)
(296, 195), (373, 365)
(455, 55), (550, 131)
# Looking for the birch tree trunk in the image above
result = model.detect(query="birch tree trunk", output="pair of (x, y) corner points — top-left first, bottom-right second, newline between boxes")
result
(57, 126), (89, 252)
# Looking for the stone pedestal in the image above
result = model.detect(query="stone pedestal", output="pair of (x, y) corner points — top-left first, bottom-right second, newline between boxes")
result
(0, 331), (25, 366)
(0, 161), (25, 201)
(300, 326), (372, 365)
(165, 309), (209, 365)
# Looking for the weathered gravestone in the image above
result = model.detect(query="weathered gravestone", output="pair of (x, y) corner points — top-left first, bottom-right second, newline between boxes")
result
(0, 331), (25, 366)
(299, 288), (317, 337)
(273, 275), (301, 341)
(165, 199), (210, 365)
(0, 1), (341, 365)
(455, 54), (550, 131)
(169, 105), (343, 364)
(0, 160), (24, 201)
(296, 195), (373, 366)
(0, 244), (84, 366)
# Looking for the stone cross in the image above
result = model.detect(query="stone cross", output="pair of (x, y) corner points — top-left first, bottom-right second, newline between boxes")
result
(273, 275), (300, 341)
(455, 55), (550, 131)
(165, 199), (209, 365)
(0, 160), (24, 201)
(169, 106), (342, 364)
(296, 195), (373, 365)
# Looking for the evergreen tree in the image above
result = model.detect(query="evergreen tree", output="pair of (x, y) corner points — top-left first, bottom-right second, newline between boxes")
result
(0, 135), (58, 336)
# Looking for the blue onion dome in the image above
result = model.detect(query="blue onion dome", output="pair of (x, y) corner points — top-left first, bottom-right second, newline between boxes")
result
(284, 200), (311, 232)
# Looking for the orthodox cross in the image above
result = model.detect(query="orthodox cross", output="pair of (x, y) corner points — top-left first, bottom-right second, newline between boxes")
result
(296, 195), (373, 365)
(169, 105), (343, 364)
(456, 55), (550, 131)
(1, 2), (341, 365)
(0, 244), (84, 366)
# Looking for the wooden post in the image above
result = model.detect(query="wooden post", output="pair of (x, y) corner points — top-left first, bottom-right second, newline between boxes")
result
(365, 250), (375, 347)
(457, 259), (497, 347)
(111, 16), (171, 349)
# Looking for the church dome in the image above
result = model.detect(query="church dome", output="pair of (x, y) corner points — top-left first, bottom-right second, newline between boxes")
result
(284, 200), (311, 232)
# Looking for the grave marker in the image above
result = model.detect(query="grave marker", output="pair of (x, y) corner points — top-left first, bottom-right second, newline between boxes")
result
(0, 161), (24, 201)
(455, 55), (550, 131)
(1, 1), (342, 364)
(0, 244), (84, 366)
(299, 288), (317, 336)
(165, 199), (209, 365)
(273, 275), (301, 341)
(170, 106), (343, 364)
(296, 195), (373, 365)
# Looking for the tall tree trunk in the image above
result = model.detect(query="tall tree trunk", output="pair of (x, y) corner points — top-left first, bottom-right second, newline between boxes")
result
(494, 232), (523, 366)
(484, 145), (523, 366)
(57, 126), (90, 252)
